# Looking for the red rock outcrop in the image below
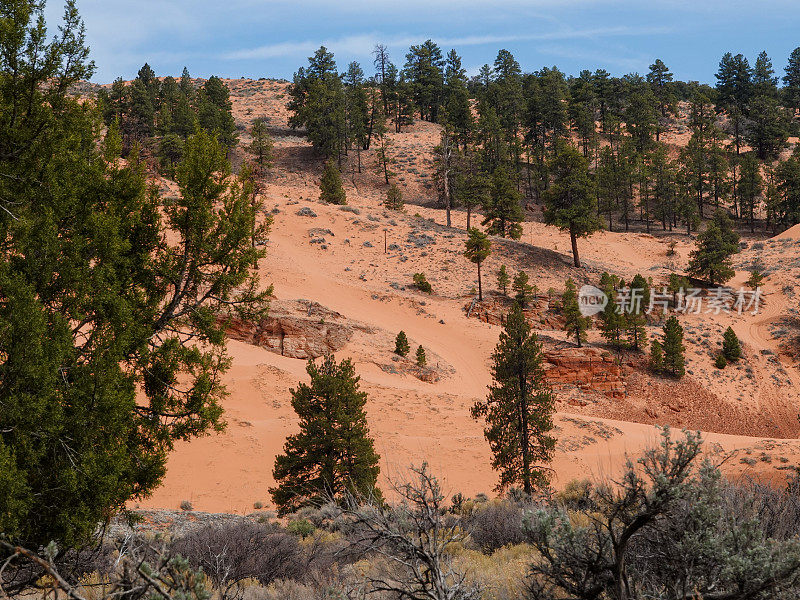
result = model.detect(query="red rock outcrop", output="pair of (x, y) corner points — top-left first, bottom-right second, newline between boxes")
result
(223, 300), (365, 359)
(544, 347), (625, 398)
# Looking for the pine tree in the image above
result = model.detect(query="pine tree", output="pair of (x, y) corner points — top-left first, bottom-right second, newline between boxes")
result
(562, 278), (590, 347)
(288, 46), (346, 160)
(416, 345), (427, 367)
(270, 355), (381, 514)
(319, 159), (347, 204)
(650, 339), (664, 373)
(483, 165), (524, 239)
(543, 141), (602, 268)
(497, 265), (510, 296)
(783, 47), (800, 115)
(722, 327), (742, 361)
(395, 331), (410, 356)
(464, 227), (491, 301)
(513, 271), (534, 307)
(662, 316), (686, 378)
(385, 182), (404, 210)
(471, 304), (556, 494)
(248, 118), (274, 173)
(715, 52), (753, 154)
(687, 211), (740, 285)
(598, 281), (625, 349)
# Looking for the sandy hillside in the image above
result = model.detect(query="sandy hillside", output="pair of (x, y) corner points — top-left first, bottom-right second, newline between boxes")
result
(128, 80), (800, 513)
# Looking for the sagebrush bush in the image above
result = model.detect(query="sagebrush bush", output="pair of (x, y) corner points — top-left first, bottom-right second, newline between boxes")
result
(467, 501), (528, 553)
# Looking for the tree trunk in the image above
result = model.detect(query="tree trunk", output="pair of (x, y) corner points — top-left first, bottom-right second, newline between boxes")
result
(477, 262), (483, 302)
(570, 227), (581, 268)
(518, 358), (532, 496)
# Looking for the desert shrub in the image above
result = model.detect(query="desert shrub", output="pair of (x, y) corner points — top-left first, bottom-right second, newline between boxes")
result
(715, 354), (727, 369)
(287, 518), (316, 539)
(180, 500), (193, 511)
(413, 272), (432, 293)
(467, 501), (527, 553)
(172, 521), (304, 596)
(554, 479), (594, 510)
(452, 543), (533, 600)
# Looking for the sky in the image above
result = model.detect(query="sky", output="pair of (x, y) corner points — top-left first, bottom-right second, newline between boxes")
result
(48, 0), (800, 84)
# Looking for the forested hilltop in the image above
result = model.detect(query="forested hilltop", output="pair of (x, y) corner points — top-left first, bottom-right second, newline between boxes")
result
(99, 43), (800, 249)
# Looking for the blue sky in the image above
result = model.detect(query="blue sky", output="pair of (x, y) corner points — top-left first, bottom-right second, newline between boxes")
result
(53, 0), (800, 83)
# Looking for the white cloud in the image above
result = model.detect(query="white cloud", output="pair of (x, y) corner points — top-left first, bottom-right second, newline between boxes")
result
(223, 25), (673, 61)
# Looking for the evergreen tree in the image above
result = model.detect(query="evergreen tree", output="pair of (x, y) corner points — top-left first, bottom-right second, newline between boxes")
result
(403, 40), (444, 122)
(715, 52), (752, 154)
(444, 49), (473, 149)
(647, 59), (676, 139)
(395, 331), (410, 356)
(661, 315), (686, 378)
(319, 158), (347, 204)
(483, 165), (524, 239)
(722, 327), (742, 361)
(464, 227), (491, 301)
(416, 345), (427, 367)
(746, 51), (788, 160)
(270, 355), (381, 514)
(543, 141), (602, 268)
(497, 265), (510, 296)
(248, 118), (274, 172)
(513, 271), (534, 307)
(471, 304), (556, 494)
(385, 181), (404, 210)
(738, 153), (763, 231)
(562, 278), (590, 347)
(288, 47), (346, 160)
(197, 76), (238, 150)
(0, 2), (270, 549)
(783, 47), (800, 115)
(687, 211), (740, 284)
(598, 280), (625, 349)
(650, 339), (664, 373)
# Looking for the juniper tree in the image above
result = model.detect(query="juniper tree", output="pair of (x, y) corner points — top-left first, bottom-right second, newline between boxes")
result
(471, 303), (556, 495)
(722, 326), (742, 361)
(497, 265), (510, 296)
(562, 278), (590, 347)
(270, 355), (381, 515)
(543, 141), (602, 268)
(0, 2), (271, 550)
(464, 227), (491, 301)
(319, 158), (347, 204)
(662, 315), (686, 378)
(395, 331), (410, 356)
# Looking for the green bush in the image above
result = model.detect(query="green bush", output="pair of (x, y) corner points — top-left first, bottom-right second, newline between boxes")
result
(287, 518), (315, 538)
(715, 354), (727, 369)
(413, 272), (432, 293)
